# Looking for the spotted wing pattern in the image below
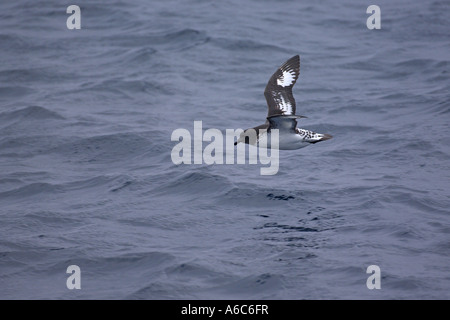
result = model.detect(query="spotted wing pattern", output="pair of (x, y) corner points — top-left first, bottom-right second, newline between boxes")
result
(264, 55), (300, 117)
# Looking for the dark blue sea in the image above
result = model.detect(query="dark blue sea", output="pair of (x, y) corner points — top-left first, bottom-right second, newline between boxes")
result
(0, 0), (449, 299)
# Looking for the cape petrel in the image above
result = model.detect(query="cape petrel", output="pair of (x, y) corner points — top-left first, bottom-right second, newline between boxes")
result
(235, 55), (332, 149)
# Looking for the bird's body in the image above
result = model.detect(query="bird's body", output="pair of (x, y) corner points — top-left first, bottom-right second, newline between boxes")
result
(235, 55), (332, 149)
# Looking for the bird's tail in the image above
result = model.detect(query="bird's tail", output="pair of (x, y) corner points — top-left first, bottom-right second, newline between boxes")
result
(297, 129), (333, 144)
(308, 133), (333, 144)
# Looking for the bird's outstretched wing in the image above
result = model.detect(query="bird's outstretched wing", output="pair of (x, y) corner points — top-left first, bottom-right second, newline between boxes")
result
(264, 55), (300, 117)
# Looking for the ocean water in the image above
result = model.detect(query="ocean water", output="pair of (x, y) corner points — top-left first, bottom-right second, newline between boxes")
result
(0, 0), (449, 300)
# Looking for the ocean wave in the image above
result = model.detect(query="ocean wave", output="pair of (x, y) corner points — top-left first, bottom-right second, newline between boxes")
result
(119, 47), (158, 65)
(0, 174), (134, 200)
(210, 37), (285, 53)
(0, 86), (35, 100)
(100, 28), (210, 52)
(0, 34), (29, 51)
(0, 182), (63, 199)
(154, 171), (234, 197)
(203, 273), (286, 299)
(0, 68), (69, 84)
(47, 132), (156, 162)
(0, 106), (65, 121)
(87, 78), (172, 96)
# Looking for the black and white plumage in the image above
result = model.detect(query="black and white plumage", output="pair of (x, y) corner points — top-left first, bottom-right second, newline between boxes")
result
(264, 55), (300, 117)
(235, 55), (332, 149)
